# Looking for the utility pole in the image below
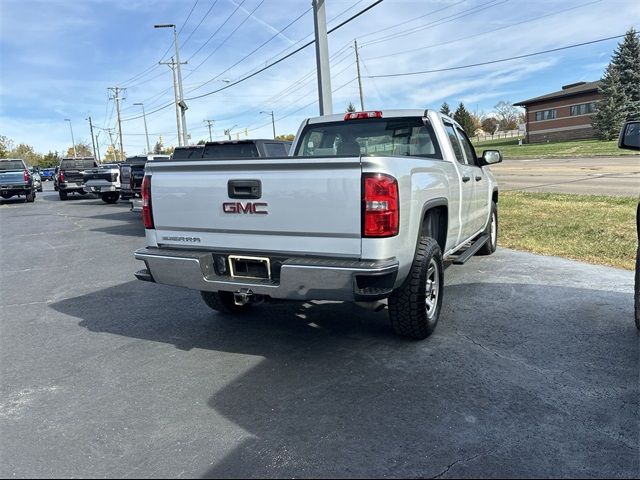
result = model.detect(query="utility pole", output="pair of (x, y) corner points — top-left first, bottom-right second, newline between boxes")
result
(224, 125), (237, 141)
(155, 24), (188, 146)
(312, 0), (332, 115)
(160, 57), (187, 147)
(354, 39), (365, 111)
(106, 128), (116, 161)
(260, 111), (276, 139)
(108, 87), (126, 161)
(204, 119), (215, 142)
(87, 116), (98, 161)
(133, 103), (151, 153)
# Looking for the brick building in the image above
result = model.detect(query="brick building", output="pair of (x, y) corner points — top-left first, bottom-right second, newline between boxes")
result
(515, 81), (602, 143)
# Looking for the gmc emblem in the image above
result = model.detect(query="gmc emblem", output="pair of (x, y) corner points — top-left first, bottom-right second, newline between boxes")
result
(222, 202), (268, 214)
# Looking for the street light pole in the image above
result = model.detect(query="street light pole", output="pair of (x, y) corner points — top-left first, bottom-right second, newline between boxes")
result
(134, 103), (151, 153)
(64, 119), (77, 158)
(312, 0), (332, 115)
(260, 111), (276, 139)
(225, 125), (237, 141)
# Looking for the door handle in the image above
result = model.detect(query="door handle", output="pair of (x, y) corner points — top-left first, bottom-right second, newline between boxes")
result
(462, 176), (471, 183)
(475, 176), (482, 181)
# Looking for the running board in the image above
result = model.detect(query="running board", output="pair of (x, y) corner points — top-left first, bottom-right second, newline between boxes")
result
(450, 234), (490, 265)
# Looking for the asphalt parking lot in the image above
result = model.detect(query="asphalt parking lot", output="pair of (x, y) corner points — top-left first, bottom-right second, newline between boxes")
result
(1, 184), (638, 478)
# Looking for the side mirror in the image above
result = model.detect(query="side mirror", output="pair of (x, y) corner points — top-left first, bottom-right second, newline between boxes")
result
(480, 149), (502, 166)
(618, 121), (640, 150)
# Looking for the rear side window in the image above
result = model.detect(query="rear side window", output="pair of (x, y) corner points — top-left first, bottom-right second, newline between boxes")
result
(60, 159), (97, 170)
(263, 143), (288, 157)
(172, 148), (204, 160)
(0, 160), (26, 170)
(202, 143), (259, 159)
(294, 117), (442, 158)
(443, 123), (466, 164)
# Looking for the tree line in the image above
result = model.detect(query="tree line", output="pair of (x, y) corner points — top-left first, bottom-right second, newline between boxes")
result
(592, 28), (640, 140)
(0, 135), (94, 167)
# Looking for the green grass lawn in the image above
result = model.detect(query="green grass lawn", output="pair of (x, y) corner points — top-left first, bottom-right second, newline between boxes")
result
(499, 191), (637, 270)
(475, 138), (639, 159)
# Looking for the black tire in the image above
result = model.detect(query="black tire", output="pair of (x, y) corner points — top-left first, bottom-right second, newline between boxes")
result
(388, 236), (444, 339)
(25, 191), (35, 203)
(59, 190), (68, 201)
(37, 187), (43, 192)
(78, 188), (87, 195)
(101, 192), (120, 204)
(477, 201), (498, 256)
(201, 291), (252, 314)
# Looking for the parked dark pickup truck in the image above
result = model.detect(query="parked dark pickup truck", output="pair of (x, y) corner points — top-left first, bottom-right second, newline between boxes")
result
(121, 155), (170, 200)
(0, 159), (36, 202)
(56, 157), (98, 200)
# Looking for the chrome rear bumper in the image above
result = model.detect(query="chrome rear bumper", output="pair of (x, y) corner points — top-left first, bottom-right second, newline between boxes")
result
(135, 247), (398, 301)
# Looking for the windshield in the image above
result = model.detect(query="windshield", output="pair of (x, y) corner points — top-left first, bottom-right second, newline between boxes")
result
(294, 117), (442, 159)
(0, 160), (25, 171)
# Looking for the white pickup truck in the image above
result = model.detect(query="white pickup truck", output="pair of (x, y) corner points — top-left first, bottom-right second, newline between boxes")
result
(134, 110), (502, 339)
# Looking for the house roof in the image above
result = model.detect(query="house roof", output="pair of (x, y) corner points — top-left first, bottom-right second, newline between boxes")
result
(514, 80), (602, 106)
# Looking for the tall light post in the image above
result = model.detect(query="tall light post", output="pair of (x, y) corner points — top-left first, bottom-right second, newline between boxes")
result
(260, 111), (276, 139)
(155, 24), (188, 146)
(133, 103), (151, 153)
(64, 119), (77, 158)
(225, 124), (238, 141)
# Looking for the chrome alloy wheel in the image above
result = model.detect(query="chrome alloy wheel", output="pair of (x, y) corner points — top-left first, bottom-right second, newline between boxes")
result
(425, 258), (440, 319)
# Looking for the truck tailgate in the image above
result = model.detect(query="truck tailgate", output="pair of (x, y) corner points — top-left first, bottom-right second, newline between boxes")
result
(148, 157), (362, 257)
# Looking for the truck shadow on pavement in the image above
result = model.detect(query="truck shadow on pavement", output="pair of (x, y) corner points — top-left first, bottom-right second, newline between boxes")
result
(50, 280), (638, 478)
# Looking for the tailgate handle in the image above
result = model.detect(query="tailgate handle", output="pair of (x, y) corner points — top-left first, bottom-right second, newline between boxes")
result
(228, 179), (261, 199)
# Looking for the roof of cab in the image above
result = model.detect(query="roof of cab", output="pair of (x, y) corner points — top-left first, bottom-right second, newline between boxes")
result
(306, 109), (429, 124)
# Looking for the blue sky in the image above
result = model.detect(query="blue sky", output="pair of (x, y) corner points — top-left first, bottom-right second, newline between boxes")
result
(1, 0), (639, 155)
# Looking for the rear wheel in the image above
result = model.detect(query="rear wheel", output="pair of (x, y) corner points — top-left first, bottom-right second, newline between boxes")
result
(59, 190), (68, 201)
(201, 291), (252, 314)
(25, 191), (35, 203)
(101, 192), (120, 204)
(388, 236), (443, 339)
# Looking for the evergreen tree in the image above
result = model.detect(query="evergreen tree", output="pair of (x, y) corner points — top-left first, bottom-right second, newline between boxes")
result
(453, 102), (476, 137)
(610, 27), (640, 120)
(440, 102), (451, 116)
(346, 102), (356, 113)
(592, 65), (627, 140)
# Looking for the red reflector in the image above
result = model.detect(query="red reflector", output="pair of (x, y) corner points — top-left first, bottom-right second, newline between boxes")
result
(141, 175), (154, 229)
(362, 173), (399, 237)
(344, 110), (383, 120)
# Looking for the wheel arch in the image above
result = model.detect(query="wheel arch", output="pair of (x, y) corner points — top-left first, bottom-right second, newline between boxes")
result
(419, 198), (448, 253)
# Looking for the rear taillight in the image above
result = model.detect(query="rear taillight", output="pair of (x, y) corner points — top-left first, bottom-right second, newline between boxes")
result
(142, 175), (154, 229)
(59, 170), (65, 182)
(344, 111), (383, 120)
(362, 173), (399, 237)
(23, 170), (31, 182)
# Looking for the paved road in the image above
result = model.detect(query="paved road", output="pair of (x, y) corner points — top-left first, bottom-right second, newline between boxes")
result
(1, 184), (638, 478)
(490, 156), (640, 196)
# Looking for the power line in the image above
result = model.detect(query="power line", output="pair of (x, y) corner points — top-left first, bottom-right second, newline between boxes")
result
(181, 0), (220, 49)
(364, 0), (603, 61)
(120, 0), (384, 122)
(366, 34), (626, 78)
(177, 0), (199, 36)
(185, 6), (312, 94)
(185, 0), (248, 62)
(360, 0), (508, 47)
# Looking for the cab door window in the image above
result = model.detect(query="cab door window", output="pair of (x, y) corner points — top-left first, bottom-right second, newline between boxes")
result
(455, 127), (479, 167)
(443, 123), (466, 164)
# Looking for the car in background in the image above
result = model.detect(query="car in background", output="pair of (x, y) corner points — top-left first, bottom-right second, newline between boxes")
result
(56, 157), (97, 201)
(41, 168), (55, 181)
(617, 120), (640, 329)
(0, 158), (36, 203)
(29, 168), (43, 192)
